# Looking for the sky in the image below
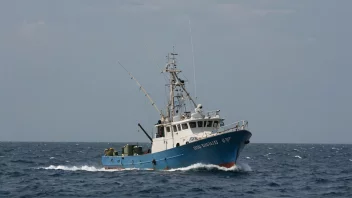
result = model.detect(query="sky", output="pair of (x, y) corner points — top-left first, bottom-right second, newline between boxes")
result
(0, 0), (351, 143)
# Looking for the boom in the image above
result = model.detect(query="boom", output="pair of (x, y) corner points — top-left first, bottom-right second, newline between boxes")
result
(117, 61), (163, 118)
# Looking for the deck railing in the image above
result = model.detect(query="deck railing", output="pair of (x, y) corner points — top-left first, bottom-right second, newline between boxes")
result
(204, 110), (221, 118)
(216, 120), (248, 134)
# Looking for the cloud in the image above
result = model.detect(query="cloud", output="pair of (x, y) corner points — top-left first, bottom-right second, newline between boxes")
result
(81, 1), (162, 14)
(251, 9), (296, 17)
(18, 20), (46, 39)
(216, 3), (295, 18)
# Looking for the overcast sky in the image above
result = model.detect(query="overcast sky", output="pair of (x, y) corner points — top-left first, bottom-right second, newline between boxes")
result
(1, 0), (351, 143)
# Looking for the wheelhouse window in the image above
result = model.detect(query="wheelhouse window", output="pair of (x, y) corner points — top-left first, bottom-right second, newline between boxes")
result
(189, 122), (197, 128)
(206, 121), (213, 127)
(197, 121), (203, 127)
(177, 124), (181, 131)
(182, 123), (189, 130)
(213, 121), (219, 128)
(166, 126), (171, 132)
(173, 125), (178, 132)
(157, 126), (165, 138)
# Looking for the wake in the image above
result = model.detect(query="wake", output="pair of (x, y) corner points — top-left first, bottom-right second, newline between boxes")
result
(38, 165), (122, 172)
(38, 163), (252, 173)
(167, 163), (252, 172)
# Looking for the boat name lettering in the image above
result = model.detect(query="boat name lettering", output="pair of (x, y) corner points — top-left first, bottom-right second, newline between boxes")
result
(193, 137), (232, 150)
(222, 137), (231, 143)
(193, 140), (219, 150)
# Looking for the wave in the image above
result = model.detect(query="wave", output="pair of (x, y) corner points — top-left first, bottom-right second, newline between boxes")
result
(167, 163), (252, 172)
(10, 159), (35, 164)
(264, 153), (272, 157)
(38, 165), (120, 172)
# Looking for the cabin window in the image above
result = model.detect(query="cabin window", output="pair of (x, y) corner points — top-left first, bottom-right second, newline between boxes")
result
(206, 121), (213, 127)
(213, 121), (219, 128)
(173, 125), (178, 132)
(182, 123), (188, 130)
(157, 126), (165, 138)
(177, 124), (181, 131)
(166, 126), (171, 132)
(197, 121), (203, 127)
(189, 122), (197, 128)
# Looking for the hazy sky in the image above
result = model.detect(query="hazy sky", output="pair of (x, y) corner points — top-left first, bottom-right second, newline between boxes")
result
(1, 0), (351, 143)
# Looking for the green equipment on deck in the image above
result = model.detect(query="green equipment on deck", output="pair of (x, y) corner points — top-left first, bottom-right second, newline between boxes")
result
(133, 146), (143, 155)
(121, 144), (143, 156)
(123, 144), (134, 156)
(104, 148), (115, 156)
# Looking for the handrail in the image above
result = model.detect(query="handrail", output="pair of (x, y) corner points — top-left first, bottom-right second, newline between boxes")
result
(216, 120), (248, 133)
(204, 110), (220, 118)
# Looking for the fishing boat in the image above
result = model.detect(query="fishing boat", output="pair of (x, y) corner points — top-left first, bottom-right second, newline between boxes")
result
(102, 50), (252, 170)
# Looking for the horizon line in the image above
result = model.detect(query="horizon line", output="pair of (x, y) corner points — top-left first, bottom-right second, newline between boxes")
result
(0, 140), (351, 145)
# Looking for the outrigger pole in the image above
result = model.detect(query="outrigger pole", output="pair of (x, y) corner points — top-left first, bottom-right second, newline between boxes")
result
(138, 123), (153, 143)
(117, 61), (164, 118)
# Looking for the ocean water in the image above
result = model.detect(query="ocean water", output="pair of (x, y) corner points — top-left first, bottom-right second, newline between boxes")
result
(0, 142), (351, 198)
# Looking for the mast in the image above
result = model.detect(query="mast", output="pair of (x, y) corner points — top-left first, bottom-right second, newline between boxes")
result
(165, 52), (177, 121)
(164, 49), (197, 122)
(117, 49), (199, 127)
(170, 59), (175, 120)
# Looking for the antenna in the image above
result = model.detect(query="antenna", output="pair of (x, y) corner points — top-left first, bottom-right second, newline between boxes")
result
(117, 61), (164, 118)
(189, 18), (197, 100)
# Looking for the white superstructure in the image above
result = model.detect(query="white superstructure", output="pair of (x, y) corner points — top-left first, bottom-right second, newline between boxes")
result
(150, 51), (247, 153)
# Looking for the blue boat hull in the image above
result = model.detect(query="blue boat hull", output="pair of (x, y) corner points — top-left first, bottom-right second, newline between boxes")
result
(101, 130), (252, 170)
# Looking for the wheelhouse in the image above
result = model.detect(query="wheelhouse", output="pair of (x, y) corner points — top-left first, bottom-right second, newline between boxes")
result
(155, 118), (223, 138)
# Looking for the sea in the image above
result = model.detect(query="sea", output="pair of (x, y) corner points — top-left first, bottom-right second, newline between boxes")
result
(0, 142), (351, 198)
